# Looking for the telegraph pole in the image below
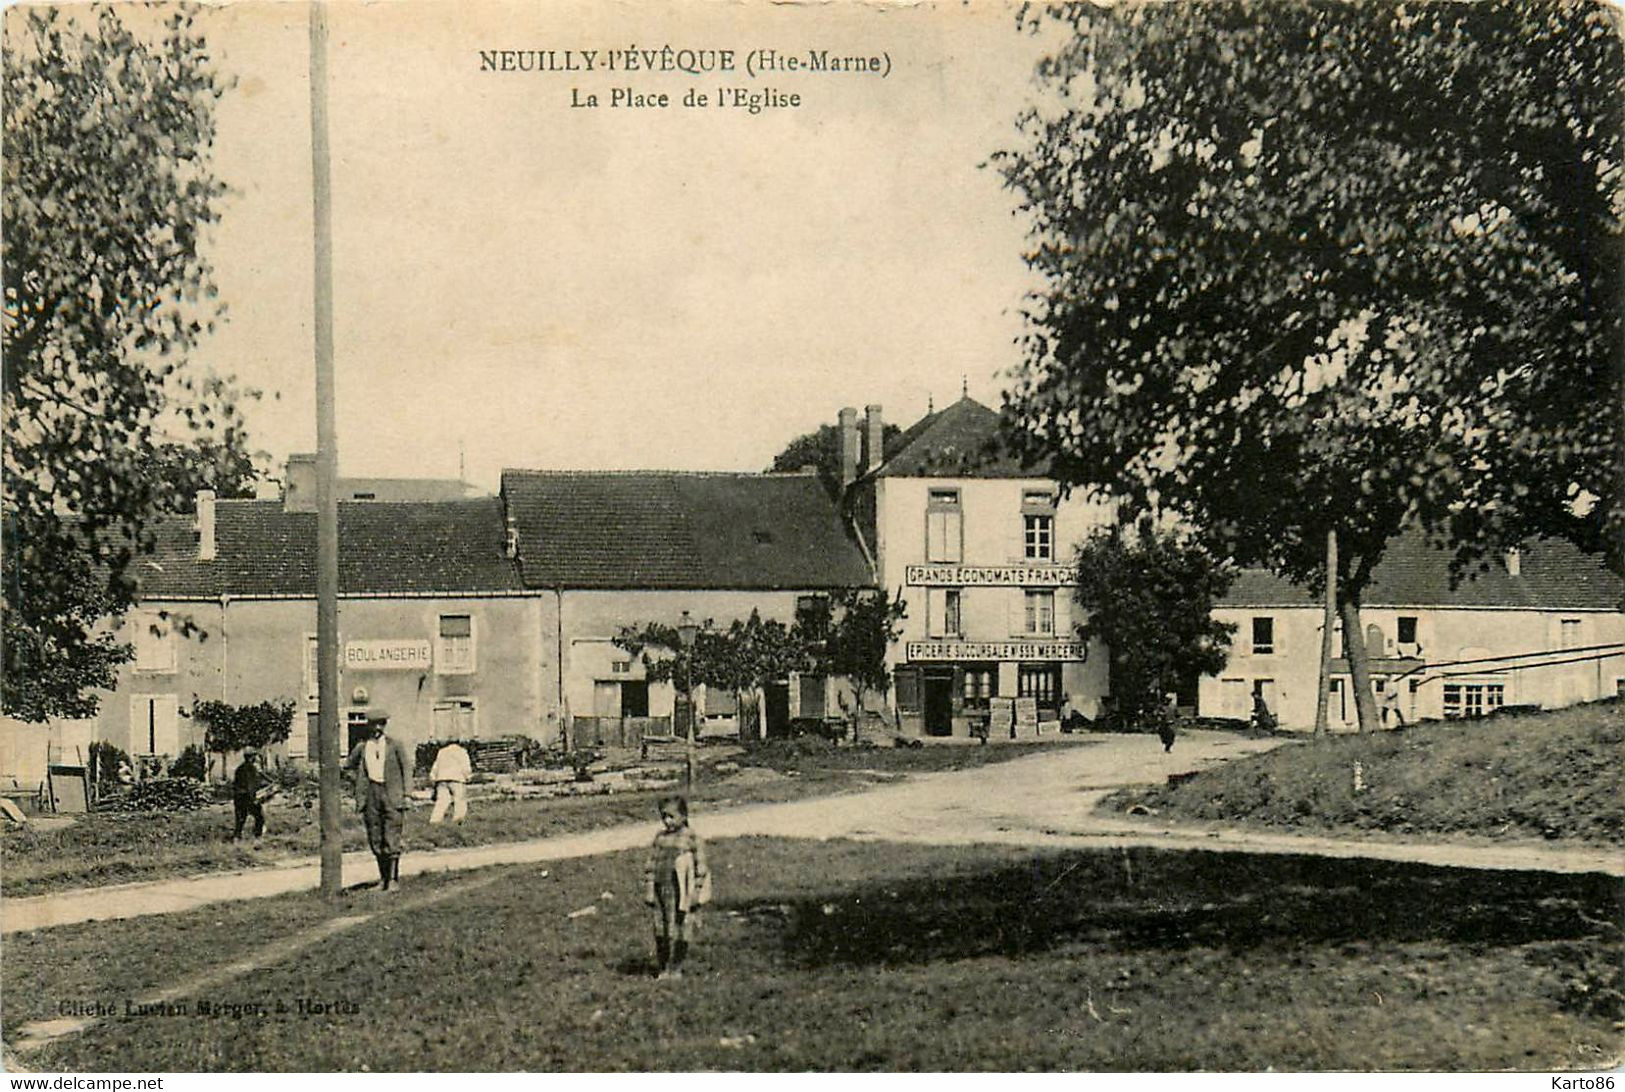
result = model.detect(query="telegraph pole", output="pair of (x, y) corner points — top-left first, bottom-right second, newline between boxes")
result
(310, 0), (342, 896)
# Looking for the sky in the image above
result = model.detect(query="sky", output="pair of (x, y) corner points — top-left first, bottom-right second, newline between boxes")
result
(174, 0), (1054, 492)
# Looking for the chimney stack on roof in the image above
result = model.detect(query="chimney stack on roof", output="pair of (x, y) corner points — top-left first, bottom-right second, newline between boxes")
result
(1505, 548), (1521, 577)
(838, 407), (860, 489)
(196, 490), (216, 561)
(863, 404), (884, 475)
(284, 453), (318, 513)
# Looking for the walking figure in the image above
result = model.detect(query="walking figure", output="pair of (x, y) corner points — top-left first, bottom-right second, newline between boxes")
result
(643, 795), (711, 979)
(231, 748), (267, 840)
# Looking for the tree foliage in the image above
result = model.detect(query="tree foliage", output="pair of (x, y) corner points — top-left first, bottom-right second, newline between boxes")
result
(997, 0), (1622, 728)
(3, 6), (258, 720)
(194, 699), (295, 755)
(1072, 522), (1236, 727)
(800, 588), (907, 739)
(615, 610), (805, 698)
(769, 421), (902, 494)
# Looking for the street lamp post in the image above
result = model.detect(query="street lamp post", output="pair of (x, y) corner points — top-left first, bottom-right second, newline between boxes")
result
(677, 611), (698, 791)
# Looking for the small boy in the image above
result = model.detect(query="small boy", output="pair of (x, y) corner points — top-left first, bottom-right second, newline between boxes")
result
(642, 795), (711, 979)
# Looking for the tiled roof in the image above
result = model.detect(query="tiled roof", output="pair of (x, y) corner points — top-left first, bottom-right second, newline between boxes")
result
(501, 470), (874, 589)
(875, 396), (1042, 479)
(135, 498), (525, 599)
(1223, 530), (1622, 611)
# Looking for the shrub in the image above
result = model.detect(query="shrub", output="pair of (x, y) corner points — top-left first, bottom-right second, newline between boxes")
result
(168, 744), (207, 781)
(88, 741), (131, 790)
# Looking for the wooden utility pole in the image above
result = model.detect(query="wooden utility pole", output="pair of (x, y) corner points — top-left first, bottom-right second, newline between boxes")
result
(310, 0), (342, 896)
(1313, 529), (1338, 738)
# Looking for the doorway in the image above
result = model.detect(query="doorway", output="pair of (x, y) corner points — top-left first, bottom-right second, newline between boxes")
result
(763, 681), (791, 739)
(923, 670), (954, 736)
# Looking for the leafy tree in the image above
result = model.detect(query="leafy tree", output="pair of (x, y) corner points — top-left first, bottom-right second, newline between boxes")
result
(800, 588), (907, 741)
(3, 7), (257, 720)
(769, 421), (902, 494)
(997, 0), (1621, 730)
(615, 610), (805, 737)
(193, 699), (295, 755)
(1072, 522), (1237, 728)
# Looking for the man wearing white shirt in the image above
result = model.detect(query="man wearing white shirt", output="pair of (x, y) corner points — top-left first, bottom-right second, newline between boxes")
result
(428, 741), (472, 824)
(343, 709), (412, 892)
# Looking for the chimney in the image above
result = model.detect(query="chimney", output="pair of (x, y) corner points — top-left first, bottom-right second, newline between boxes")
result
(504, 516), (520, 560)
(838, 407), (860, 489)
(196, 490), (216, 561)
(863, 404), (884, 474)
(284, 453), (318, 513)
(1505, 547), (1521, 577)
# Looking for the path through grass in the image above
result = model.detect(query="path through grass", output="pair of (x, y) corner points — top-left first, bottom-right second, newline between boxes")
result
(8, 836), (1619, 1071)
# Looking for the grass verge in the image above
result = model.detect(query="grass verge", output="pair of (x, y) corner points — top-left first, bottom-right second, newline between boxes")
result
(1, 740), (1068, 897)
(1109, 700), (1625, 845)
(7, 836), (1620, 1071)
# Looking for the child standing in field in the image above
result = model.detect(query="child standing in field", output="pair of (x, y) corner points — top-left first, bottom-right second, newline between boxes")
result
(643, 795), (711, 979)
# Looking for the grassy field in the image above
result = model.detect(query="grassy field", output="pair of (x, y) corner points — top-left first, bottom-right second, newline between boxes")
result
(1111, 701), (1625, 845)
(0, 739), (1064, 897)
(7, 836), (1619, 1071)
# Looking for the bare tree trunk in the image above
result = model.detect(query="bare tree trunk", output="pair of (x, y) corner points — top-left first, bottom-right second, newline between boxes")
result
(1338, 594), (1380, 733)
(1313, 530), (1338, 738)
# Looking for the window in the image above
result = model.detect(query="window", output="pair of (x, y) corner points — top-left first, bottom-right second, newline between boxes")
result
(943, 589), (961, 636)
(290, 713), (312, 760)
(610, 660), (632, 675)
(130, 695), (179, 755)
(1329, 678), (1346, 721)
(1022, 489), (1057, 562)
(1019, 663), (1061, 708)
(796, 594), (827, 619)
(304, 635), (320, 709)
(1251, 617), (1275, 655)
(926, 489), (962, 563)
(1024, 590), (1055, 636)
(927, 588), (963, 637)
(961, 665), (995, 708)
(432, 699), (477, 740)
(437, 614), (475, 674)
(1023, 514), (1054, 562)
(132, 612), (176, 673)
(1559, 618), (1582, 650)
(1442, 682), (1504, 719)
(1397, 616), (1418, 646)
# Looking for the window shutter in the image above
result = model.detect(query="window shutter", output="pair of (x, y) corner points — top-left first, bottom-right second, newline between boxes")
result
(1008, 590), (1023, 637)
(1054, 592), (1071, 640)
(925, 589), (941, 638)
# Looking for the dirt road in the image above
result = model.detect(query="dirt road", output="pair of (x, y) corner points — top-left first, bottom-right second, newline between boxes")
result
(5, 730), (1619, 936)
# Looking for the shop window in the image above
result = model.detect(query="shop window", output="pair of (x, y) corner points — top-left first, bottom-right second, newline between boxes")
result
(1251, 617), (1275, 655)
(1442, 682), (1504, 719)
(437, 613), (475, 674)
(961, 665), (995, 709)
(926, 489), (962, 563)
(132, 611), (176, 673)
(1018, 663), (1061, 708)
(1023, 590), (1055, 636)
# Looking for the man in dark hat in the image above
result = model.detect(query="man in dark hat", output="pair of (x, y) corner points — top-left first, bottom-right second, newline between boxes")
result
(230, 748), (267, 841)
(342, 709), (412, 891)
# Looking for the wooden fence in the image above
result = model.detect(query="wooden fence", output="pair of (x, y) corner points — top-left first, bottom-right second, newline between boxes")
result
(570, 715), (670, 750)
